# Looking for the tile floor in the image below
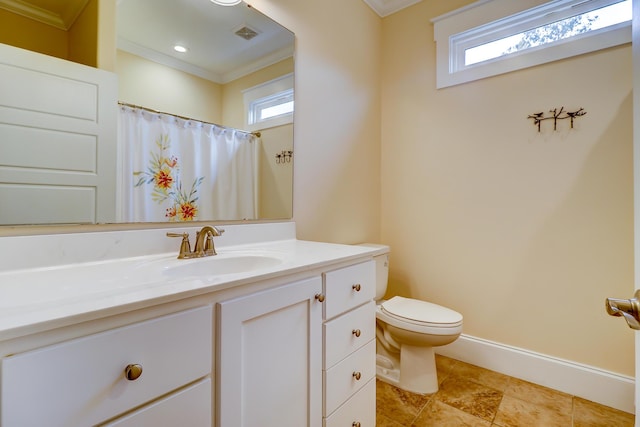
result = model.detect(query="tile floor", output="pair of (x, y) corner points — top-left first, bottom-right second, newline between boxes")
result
(376, 355), (635, 427)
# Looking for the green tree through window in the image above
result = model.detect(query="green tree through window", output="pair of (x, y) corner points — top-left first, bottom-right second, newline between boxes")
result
(504, 14), (597, 54)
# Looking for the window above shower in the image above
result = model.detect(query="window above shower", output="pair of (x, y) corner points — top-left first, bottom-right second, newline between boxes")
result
(432, 0), (632, 88)
(244, 73), (294, 131)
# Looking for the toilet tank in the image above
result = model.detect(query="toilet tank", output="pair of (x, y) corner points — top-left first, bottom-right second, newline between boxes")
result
(373, 253), (389, 301)
(357, 244), (389, 301)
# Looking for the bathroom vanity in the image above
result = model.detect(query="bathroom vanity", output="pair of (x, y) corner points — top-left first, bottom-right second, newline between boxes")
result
(0, 222), (382, 426)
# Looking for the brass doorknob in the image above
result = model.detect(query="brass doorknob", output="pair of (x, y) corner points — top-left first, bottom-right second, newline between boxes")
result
(352, 329), (361, 337)
(315, 293), (325, 303)
(352, 422), (361, 427)
(352, 371), (361, 380)
(352, 284), (361, 292)
(124, 364), (143, 381)
(606, 289), (640, 330)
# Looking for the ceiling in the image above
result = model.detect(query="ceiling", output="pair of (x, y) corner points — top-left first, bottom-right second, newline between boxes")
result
(116, 0), (295, 84)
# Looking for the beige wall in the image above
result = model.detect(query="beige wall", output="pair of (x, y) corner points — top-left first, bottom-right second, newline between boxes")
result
(0, 0), (104, 68)
(116, 50), (223, 124)
(96, 0), (116, 71)
(68, 0), (98, 67)
(258, 125), (294, 219)
(249, 0), (382, 244)
(0, 10), (68, 61)
(381, 1), (634, 375)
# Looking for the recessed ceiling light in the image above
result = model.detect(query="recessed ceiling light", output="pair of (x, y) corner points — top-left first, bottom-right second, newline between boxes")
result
(174, 45), (188, 53)
(211, 0), (242, 5)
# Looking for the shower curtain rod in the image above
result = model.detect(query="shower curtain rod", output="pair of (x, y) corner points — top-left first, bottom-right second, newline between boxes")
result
(118, 101), (261, 138)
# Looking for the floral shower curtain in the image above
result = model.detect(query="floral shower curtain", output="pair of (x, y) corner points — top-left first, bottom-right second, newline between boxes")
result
(118, 105), (258, 222)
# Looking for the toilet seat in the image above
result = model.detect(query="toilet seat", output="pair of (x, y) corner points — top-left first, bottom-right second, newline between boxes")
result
(377, 296), (463, 335)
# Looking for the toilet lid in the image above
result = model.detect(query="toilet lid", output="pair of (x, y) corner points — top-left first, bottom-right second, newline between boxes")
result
(381, 296), (463, 326)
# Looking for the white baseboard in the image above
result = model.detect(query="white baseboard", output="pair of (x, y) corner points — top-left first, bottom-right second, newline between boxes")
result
(435, 334), (635, 414)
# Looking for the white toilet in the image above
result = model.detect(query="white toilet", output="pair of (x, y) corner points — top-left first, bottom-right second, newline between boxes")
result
(371, 247), (463, 394)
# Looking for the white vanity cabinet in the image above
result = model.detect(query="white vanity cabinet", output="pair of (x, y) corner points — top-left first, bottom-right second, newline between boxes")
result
(322, 261), (376, 427)
(217, 276), (323, 427)
(0, 228), (382, 427)
(1, 306), (212, 427)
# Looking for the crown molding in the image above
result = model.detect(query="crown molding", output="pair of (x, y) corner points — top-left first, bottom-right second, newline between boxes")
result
(362, 0), (422, 17)
(0, 0), (88, 30)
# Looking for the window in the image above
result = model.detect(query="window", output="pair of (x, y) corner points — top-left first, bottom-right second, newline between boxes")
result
(243, 73), (294, 131)
(248, 89), (294, 125)
(433, 0), (632, 88)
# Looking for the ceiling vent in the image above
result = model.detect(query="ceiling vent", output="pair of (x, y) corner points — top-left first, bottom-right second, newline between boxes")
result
(234, 25), (259, 41)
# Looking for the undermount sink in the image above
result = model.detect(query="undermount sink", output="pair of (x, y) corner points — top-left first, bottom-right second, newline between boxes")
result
(161, 252), (285, 277)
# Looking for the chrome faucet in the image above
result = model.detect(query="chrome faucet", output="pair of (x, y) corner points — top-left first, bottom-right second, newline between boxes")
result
(166, 226), (225, 259)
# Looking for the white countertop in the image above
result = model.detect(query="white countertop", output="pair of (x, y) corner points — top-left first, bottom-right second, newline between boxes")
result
(0, 222), (388, 340)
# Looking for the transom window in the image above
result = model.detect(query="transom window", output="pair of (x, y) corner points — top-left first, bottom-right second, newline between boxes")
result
(433, 0), (632, 88)
(248, 89), (294, 126)
(243, 73), (294, 131)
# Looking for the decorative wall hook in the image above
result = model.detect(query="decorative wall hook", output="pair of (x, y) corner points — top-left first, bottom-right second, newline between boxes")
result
(275, 150), (293, 164)
(527, 107), (586, 132)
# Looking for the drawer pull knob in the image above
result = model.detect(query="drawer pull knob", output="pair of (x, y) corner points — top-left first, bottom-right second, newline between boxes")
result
(352, 284), (361, 292)
(352, 423), (361, 427)
(124, 364), (143, 381)
(352, 329), (361, 337)
(315, 293), (325, 303)
(352, 371), (362, 380)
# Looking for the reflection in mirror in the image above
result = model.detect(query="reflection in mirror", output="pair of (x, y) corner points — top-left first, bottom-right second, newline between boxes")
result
(0, 0), (294, 226)
(115, 0), (294, 224)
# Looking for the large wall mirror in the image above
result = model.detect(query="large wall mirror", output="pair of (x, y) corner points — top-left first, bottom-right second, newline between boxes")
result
(0, 0), (294, 226)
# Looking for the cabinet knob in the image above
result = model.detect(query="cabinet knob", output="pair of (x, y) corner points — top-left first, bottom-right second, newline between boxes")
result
(352, 329), (361, 337)
(315, 293), (325, 303)
(352, 284), (361, 292)
(352, 371), (362, 380)
(124, 364), (143, 381)
(352, 423), (361, 427)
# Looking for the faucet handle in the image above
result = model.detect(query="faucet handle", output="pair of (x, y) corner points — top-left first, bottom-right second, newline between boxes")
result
(204, 233), (216, 255)
(213, 226), (225, 236)
(166, 232), (192, 259)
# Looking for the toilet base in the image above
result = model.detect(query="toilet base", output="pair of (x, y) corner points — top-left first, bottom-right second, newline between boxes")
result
(376, 354), (401, 387)
(399, 345), (438, 394)
(375, 346), (439, 395)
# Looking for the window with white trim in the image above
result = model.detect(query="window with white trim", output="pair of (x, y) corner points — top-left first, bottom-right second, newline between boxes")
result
(243, 73), (294, 131)
(432, 0), (631, 88)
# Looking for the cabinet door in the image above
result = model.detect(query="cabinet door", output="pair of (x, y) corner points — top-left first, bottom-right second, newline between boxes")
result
(218, 277), (323, 427)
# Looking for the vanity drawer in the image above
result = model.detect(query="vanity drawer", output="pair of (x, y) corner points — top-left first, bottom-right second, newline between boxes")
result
(323, 261), (375, 320)
(102, 378), (211, 427)
(1, 306), (212, 427)
(324, 301), (375, 369)
(324, 377), (376, 427)
(324, 339), (376, 416)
